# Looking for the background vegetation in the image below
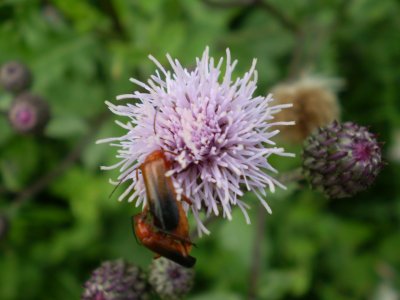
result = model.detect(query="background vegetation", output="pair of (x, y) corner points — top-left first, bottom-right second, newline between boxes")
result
(1, 0), (399, 299)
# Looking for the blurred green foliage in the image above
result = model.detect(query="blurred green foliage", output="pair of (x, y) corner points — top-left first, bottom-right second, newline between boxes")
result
(1, 0), (400, 299)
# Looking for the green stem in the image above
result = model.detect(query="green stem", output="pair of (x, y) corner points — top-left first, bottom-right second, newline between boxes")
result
(201, 0), (299, 34)
(247, 167), (304, 299)
(7, 111), (110, 217)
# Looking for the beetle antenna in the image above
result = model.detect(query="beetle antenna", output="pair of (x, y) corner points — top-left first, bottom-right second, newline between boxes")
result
(108, 169), (137, 200)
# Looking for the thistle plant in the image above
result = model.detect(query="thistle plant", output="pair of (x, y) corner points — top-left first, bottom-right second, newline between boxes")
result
(98, 47), (294, 234)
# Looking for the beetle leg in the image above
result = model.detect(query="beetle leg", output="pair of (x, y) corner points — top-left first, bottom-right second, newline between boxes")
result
(155, 228), (196, 247)
(163, 149), (177, 156)
(181, 194), (193, 205)
(176, 241), (189, 257)
(136, 167), (139, 181)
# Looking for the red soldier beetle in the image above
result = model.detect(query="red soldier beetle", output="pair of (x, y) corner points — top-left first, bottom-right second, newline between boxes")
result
(137, 149), (192, 232)
(133, 211), (196, 268)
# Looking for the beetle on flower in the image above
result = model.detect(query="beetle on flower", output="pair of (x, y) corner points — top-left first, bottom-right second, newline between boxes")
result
(98, 47), (294, 235)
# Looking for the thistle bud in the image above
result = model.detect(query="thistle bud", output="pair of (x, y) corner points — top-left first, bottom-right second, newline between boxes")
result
(82, 260), (150, 300)
(0, 61), (32, 93)
(303, 121), (383, 199)
(8, 93), (50, 134)
(272, 77), (340, 143)
(149, 258), (194, 300)
(0, 214), (9, 242)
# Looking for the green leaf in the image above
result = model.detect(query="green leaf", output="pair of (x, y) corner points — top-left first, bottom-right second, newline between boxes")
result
(188, 291), (242, 300)
(46, 115), (88, 138)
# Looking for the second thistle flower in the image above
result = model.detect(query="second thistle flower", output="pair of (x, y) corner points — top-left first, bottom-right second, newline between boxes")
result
(99, 48), (293, 234)
(82, 260), (150, 300)
(303, 121), (383, 199)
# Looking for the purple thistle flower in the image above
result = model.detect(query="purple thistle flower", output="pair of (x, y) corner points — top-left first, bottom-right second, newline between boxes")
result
(82, 260), (150, 300)
(8, 93), (50, 134)
(98, 47), (293, 235)
(303, 121), (383, 198)
(148, 257), (194, 300)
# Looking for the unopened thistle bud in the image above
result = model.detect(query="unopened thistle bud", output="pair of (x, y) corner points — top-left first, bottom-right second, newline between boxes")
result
(303, 121), (383, 199)
(8, 93), (50, 134)
(149, 258), (194, 300)
(82, 260), (150, 300)
(272, 77), (340, 143)
(0, 61), (32, 93)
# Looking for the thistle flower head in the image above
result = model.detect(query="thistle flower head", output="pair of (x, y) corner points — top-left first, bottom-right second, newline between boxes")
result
(303, 121), (383, 198)
(8, 93), (50, 134)
(272, 77), (340, 143)
(98, 48), (293, 235)
(82, 260), (150, 300)
(149, 257), (194, 300)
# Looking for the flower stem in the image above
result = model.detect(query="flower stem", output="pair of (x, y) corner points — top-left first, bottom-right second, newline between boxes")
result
(247, 204), (267, 300)
(253, 0), (299, 34)
(247, 167), (304, 299)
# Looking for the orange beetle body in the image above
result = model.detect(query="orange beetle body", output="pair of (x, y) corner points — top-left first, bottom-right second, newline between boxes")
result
(139, 150), (184, 231)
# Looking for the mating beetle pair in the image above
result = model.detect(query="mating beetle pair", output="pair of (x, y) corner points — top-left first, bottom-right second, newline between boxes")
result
(108, 109), (196, 267)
